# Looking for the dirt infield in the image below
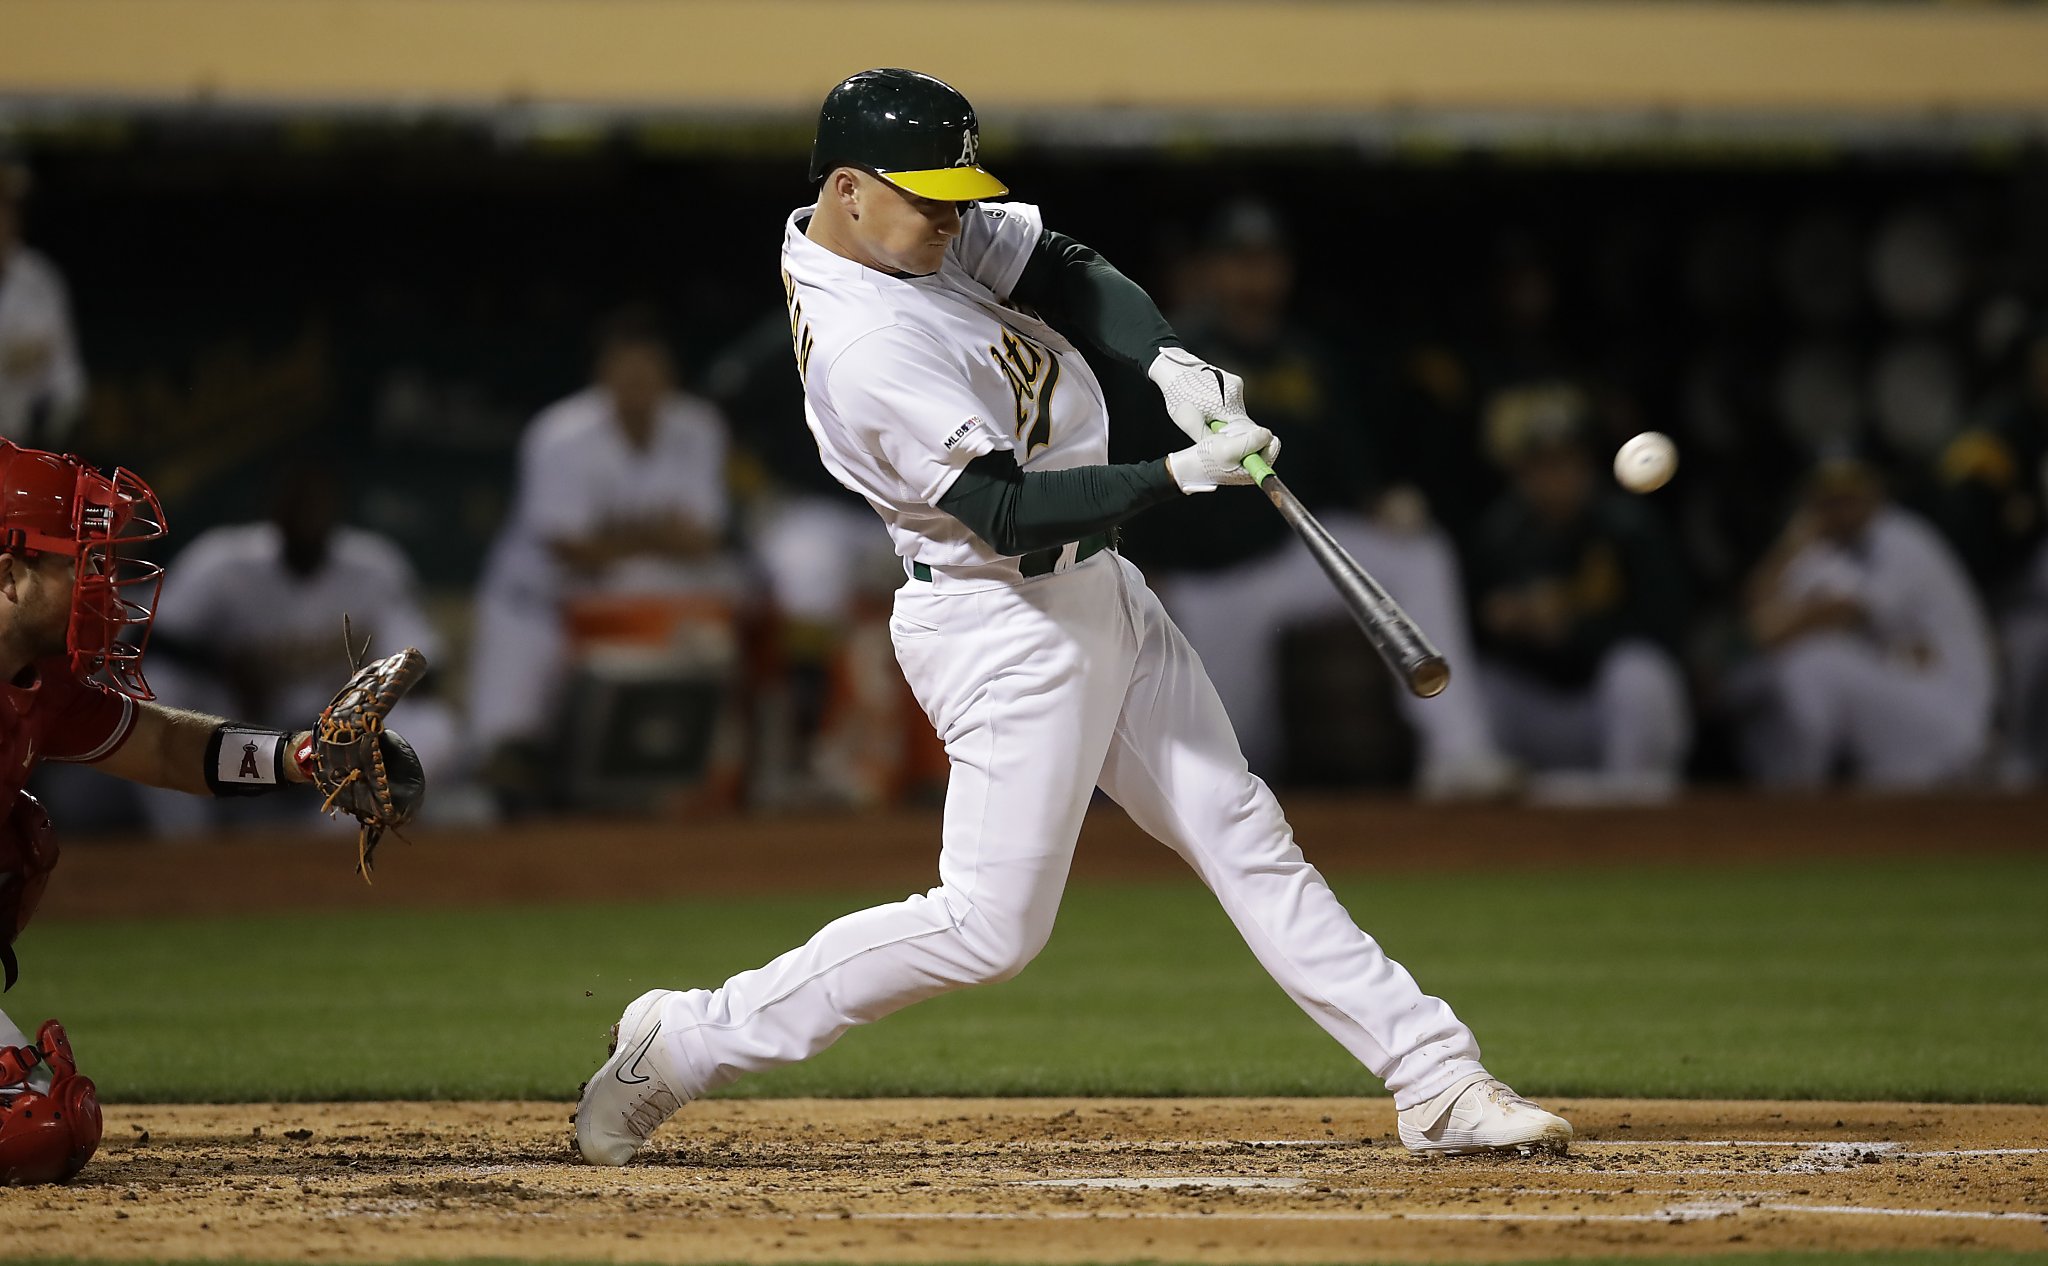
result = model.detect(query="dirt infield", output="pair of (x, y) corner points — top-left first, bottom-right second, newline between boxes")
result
(4, 1099), (2043, 1262)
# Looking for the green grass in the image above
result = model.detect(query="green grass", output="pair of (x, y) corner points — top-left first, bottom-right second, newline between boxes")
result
(5, 856), (2044, 1103)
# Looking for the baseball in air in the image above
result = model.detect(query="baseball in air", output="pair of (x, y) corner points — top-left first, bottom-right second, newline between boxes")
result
(1613, 432), (1678, 493)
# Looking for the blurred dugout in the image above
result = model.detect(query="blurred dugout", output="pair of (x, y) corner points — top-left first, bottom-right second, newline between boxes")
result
(468, 310), (742, 814)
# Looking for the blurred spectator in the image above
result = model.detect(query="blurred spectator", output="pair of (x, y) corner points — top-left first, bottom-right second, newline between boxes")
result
(0, 159), (85, 448)
(1470, 383), (1692, 803)
(1935, 321), (2048, 596)
(1939, 321), (2048, 778)
(1157, 200), (1513, 797)
(468, 307), (739, 809)
(1740, 455), (1993, 790)
(135, 462), (466, 833)
(1388, 231), (1577, 546)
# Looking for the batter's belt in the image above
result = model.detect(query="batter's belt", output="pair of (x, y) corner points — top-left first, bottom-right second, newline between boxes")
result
(910, 531), (1112, 584)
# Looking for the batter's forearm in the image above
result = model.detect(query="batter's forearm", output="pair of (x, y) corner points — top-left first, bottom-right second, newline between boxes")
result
(1009, 231), (1179, 372)
(939, 449), (1180, 555)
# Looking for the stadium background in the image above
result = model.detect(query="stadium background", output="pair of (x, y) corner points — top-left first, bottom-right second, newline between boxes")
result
(2, 3), (2046, 1264)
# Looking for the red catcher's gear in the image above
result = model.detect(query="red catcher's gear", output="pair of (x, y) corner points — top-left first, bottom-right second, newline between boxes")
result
(0, 440), (167, 699)
(0, 791), (56, 991)
(0, 1019), (103, 1186)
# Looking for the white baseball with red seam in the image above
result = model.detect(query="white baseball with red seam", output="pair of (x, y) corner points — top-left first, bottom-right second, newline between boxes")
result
(1613, 431), (1678, 493)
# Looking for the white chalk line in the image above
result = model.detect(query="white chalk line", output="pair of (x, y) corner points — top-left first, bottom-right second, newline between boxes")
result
(1023, 1178), (1781, 1199)
(1233, 1139), (1352, 1147)
(1758, 1202), (2048, 1223)
(830, 1201), (2048, 1227)
(835, 1210), (1700, 1224)
(1578, 1140), (1841, 1148)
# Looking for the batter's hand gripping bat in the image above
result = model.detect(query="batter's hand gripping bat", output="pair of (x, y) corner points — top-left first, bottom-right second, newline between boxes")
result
(1216, 422), (1451, 699)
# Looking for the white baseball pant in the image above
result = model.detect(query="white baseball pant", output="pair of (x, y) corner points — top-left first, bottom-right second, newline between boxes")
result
(638, 552), (1484, 1109)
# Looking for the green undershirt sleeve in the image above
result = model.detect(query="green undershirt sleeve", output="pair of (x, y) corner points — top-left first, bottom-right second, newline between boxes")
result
(937, 449), (1182, 556)
(1007, 230), (1181, 372)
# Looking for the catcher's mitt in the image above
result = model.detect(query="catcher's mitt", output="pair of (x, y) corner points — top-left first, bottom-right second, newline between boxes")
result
(309, 624), (428, 882)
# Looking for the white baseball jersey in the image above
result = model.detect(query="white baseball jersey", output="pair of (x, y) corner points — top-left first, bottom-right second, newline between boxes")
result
(0, 245), (85, 443)
(482, 387), (732, 600)
(153, 522), (441, 728)
(1778, 505), (1994, 708)
(780, 201), (1111, 574)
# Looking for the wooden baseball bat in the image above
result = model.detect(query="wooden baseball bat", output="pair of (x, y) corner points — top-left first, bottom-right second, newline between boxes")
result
(1217, 424), (1451, 699)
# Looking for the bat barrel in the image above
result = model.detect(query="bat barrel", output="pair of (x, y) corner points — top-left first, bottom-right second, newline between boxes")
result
(1258, 473), (1452, 699)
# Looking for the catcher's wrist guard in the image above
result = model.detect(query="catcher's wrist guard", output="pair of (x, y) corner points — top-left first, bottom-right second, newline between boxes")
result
(203, 726), (293, 797)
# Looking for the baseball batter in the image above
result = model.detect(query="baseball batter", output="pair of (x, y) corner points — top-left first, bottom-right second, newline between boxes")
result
(576, 69), (1569, 1163)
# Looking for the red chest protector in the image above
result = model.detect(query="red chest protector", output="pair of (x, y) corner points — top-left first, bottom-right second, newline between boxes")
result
(0, 790), (56, 992)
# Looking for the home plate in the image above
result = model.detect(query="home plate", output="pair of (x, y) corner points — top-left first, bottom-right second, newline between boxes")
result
(1026, 1176), (1310, 1191)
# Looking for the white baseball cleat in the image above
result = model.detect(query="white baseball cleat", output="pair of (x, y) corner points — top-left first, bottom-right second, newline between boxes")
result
(574, 989), (686, 1165)
(1397, 1072), (1572, 1155)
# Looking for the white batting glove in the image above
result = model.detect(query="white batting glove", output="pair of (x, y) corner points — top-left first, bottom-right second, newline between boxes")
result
(1166, 422), (1277, 493)
(1148, 347), (1263, 444)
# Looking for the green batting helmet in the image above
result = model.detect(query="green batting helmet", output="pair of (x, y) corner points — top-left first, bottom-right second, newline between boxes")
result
(808, 68), (1007, 202)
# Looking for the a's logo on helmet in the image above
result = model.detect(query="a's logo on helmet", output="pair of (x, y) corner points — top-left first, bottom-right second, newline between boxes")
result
(956, 128), (978, 168)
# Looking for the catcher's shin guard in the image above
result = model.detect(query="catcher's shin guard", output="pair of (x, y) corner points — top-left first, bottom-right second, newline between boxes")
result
(0, 1020), (104, 1185)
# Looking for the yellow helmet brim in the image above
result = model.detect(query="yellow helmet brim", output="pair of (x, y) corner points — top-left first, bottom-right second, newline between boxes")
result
(879, 165), (1009, 201)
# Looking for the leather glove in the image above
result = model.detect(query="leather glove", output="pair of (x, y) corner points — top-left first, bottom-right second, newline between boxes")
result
(309, 633), (429, 883)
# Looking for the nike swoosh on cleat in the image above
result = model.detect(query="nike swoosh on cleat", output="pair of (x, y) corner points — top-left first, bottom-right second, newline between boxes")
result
(615, 1022), (662, 1086)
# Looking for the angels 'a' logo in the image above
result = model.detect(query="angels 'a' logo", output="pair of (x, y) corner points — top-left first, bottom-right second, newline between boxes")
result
(956, 127), (978, 168)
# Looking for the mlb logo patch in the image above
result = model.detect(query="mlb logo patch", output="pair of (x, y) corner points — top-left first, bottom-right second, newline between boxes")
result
(943, 417), (985, 451)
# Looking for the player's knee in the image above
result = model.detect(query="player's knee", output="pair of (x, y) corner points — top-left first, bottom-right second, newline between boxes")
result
(954, 907), (1055, 985)
(0, 1021), (103, 1186)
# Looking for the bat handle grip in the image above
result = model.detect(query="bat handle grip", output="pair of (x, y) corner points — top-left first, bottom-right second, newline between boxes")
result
(1207, 419), (1277, 484)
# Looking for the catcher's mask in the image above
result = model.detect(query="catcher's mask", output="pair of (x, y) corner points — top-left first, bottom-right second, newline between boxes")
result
(0, 441), (167, 700)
